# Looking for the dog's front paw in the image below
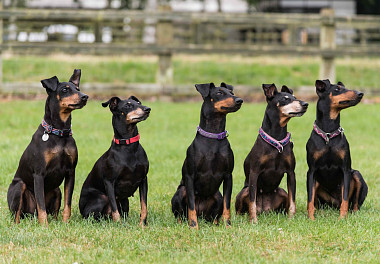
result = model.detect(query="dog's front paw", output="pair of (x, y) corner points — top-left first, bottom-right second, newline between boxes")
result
(62, 207), (71, 223)
(112, 211), (121, 222)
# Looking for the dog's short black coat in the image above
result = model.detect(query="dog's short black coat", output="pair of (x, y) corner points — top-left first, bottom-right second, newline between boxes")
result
(79, 96), (151, 225)
(306, 80), (368, 220)
(171, 82), (243, 228)
(7, 69), (88, 225)
(235, 84), (308, 223)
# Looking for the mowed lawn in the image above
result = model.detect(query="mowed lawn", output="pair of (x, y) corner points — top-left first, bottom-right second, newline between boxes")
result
(0, 99), (379, 263)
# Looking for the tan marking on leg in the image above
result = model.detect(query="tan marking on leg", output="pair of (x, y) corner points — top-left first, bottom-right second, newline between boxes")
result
(139, 200), (147, 226)
(62, 186), (71, 223)
(248, 201), (257, 224)
(222, 199), (231, 226)
(188, 209), (198, 229)
(339, 185), (349, 220)
(307, 181), (319, 220)
(353, 174), (362, 212)
(287, 189), (296, 218)
(15, 183), (27, 224)
(37, 204), (48, 226)
(112, 211), (121, 222)
(214, 97), (235, 113)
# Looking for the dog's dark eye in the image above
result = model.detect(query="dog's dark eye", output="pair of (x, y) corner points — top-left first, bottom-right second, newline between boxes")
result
(335, 88), (340, 92)
(137, 102), (141, 105)
(62, 88), (68, 93)
(216, 91), (223, 96)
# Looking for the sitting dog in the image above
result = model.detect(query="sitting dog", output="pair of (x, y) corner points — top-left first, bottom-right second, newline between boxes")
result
(79, 96), (151, 225)
(171, 82), (243, 229)
(235, 84), (308, 223)
(306, 80), (368, 220)
(7, 69), (88, 225)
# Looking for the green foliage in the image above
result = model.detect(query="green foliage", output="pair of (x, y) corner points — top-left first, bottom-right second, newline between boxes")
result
(0, 100), (379, 263)
(3, 56), (380, 90)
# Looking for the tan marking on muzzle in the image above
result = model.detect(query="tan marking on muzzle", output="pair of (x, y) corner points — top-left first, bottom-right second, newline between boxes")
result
(329, 91), (357, 120)
(58, 93), (81, 122)
(214, 97), (236, 113)
(126, 108), (146, 124)
(279, 101), (303, 127)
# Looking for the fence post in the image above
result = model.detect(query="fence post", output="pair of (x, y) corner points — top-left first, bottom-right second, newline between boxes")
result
(156, 5), (173, 93)
(319, 8), (336, 83)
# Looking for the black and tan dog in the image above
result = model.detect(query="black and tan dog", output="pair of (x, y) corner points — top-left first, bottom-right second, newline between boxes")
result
(306, 80), (368, 220)
(171, 82), (243, 229)
(79, 96), (150, 225)
(7, 69), (88, 225)
(235, 84), (308, 223)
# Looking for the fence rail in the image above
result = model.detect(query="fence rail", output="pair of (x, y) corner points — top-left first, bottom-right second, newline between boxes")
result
(1, 5), (380, 94)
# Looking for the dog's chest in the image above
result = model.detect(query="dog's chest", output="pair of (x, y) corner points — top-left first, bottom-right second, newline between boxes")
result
(43, 144), (77, 166)
(113, 155), (147, 197)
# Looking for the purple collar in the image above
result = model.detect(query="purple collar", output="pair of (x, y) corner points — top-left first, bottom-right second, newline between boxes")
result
(313, 121), (344, 144)
(42, 119), (72, 137)
(259, 127), (291, 153)
(197, 126), (229, 140)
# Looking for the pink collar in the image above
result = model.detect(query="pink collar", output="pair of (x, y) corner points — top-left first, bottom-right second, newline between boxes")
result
(259, 127), (291, 153)
(313, 122), (344, 144)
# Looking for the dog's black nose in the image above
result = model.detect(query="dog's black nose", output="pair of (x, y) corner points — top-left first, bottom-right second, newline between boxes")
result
(81, 94), (89, 101)
(144, 107), (151, 113)
(235, 98), (243, 105)
(302, 101), (309, 108)
(357, 92), (364, 98)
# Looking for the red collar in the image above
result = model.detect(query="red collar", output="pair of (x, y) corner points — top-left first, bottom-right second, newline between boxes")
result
(113, 134), (140, 145)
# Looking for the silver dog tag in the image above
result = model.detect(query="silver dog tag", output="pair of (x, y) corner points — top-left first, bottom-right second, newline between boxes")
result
(42, 133), (49, 141)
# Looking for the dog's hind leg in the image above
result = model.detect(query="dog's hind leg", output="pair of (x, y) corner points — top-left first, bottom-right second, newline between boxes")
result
(45, 188), (62, 220)
(171, 185), (187, 223)
(235, 187), (249, 215)
(79, 189), (110, 220)
(351, 170), (368, 211)
(7, 179), (27, 224)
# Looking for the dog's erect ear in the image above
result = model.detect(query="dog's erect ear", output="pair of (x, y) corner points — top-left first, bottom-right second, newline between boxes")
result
(337, 81), (345, 87)
(262, 83), (277, 99)
(102, 97), (121, 112)
(281, 85), (293, 95)
(41, 76), (59, 93)
(69, 69), (81, 87)
(195, 83), (215, 99)
(128, 95), (141, 104)
(315, 79), (330, 94)
(220, 82), (234, 92)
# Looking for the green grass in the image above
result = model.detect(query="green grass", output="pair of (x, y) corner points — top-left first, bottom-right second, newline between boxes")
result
(3, 55), (380, 89)
(0, 99), (379, 263)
